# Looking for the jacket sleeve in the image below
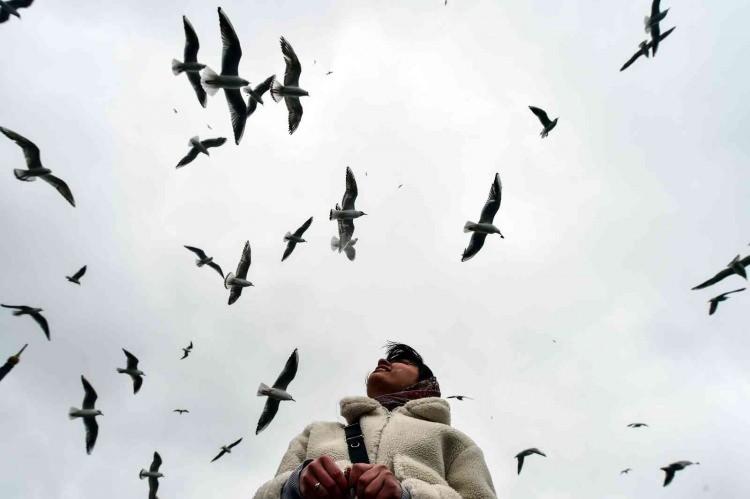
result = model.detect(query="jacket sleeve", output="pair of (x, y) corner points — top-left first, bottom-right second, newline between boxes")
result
(253, 425), (313, 499)
(402, 445), (497, 499)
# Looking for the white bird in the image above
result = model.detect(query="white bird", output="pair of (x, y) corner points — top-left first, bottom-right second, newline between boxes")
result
(211, 437), (243, 462)
(0, 0), (33, 24)
(117, 349), (144, 394)
(462, 173), (503, 262)
(183, 245), (224, 278)
(528, 106), (558, 138)
(271, 37), (309, 134)
(661, 460), (698, 487)
(644, 0), (670, 55)
(256, 348), (298, 434)
(225, 241), (253, 305)
(0, 126), (75, 206)
(172, 16), (207, 107)
(68, 375), (102, 455)
(693, 254), (750, 290)
(515, 448), (546, 475)
(282, 216), (313, 261)
(66, 265), (87, 285)
(175, 136), (227, 168)
(140, 451), (164, 499)
(708, 288), (745, 315)
(330, 167), (366, 261)
(1, 304), (49, 341)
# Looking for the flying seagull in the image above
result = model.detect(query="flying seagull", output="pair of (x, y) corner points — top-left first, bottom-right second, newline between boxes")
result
(211, 437), (243, 462)
(1, 304), (49, 341)
(325, 71), (333, 76)
(515, 448), (546, 475)
(271, 37), (310, 134)
(175, 136), (227, 168)
(140, 451), (164, 499)
(0, 0), (33, 23)
(244, 75), (276, 118)
(446, 395), (474, 401)
(708, 288), (745, 315)
(0, 344), (27, 383)
(645, 0), (670, 55)
(0, 126), (75, 206)
(620, 468), (632, 474)
(330, 167), (366, 261)
(256, 348), (298, 434)
(201, 7), (250, 145)
(172, 16), (207, 108)
(180, 341), (193, 360)
(68, 375), (102, 454)
(117, 349), (144, 394)
(173, 409), (189, 415)
(528, 106), (558, 138)
(661, 460), (698, 487)
(282, 216), (313, 261)
(619, 26), (676, 72)
(66, 265), (87, 285)
(183, 245), (224, 278)
(692, 254), (750, 290)
(225, 241), (253, 305)
(462, 172), (504, 262)
(627, 422), (648, 428)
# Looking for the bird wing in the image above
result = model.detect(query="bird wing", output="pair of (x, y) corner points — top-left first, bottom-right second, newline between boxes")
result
(620, 49), (645, 72)
(132, 374), (143, 394)
(228, 285), (243, 305)
(225, 89), (248, 144)
(650, 22), (662, 55)
(81, 375), (98, 409)
(0, 10), (8, 23)
(84, 416), (98, 455)
(211, 449), (227, 462)
(176, 147), (200, 168)
(123, 349), (139, 370)
(281, 242), (296, 262)
(342, 167), (358, 209)
(184, 245), (207, 259)
(651, 0), (661, 18)
(186, 71), (207, 108)
(272, 348), (299, 390)
(40, 174), (76, 207)
(708, 299), (718, 315)
(344, 241), (356, 261)
(228, 437), (243, 449)
(280, 36), (301, 86)
(256, 398), (281, 434)
(201, 137), (227, 149)
(188, 341), (193, 349)
(478, 173), (502, 223)
(235, 241), (252, 279)
(658, 26), (676, 42)
(254, 74), (276, 96)
(180, 350), (189, 359)
(692, 255), (750, 289)
(148, 478), (159, 499)
(293, 216), (313, 237)
(285, 97), (304, 135)
(721, 287), (747, 297)
(461, 232), (487, 262)
(531, 448), (546, 457)
(8, 0), (34, 8)
(151, 452), (162, 472)
(182, 16), (200, 63)
(30, 311), (50, 340)
(662, 468), (675, 486)
(207, 261), (224, 278)
(71, 265), (87, 281)
(246, 97), (259, 118)
(528, 106), (551, 127)
(338, 218), (355, 248)
(218, 7), (241, 76)
(1, 304), (26, 311)
(0, 127), (42, 169)
(516, 455), (525, 474)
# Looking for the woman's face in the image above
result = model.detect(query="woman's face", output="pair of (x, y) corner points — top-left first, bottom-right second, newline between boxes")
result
(366, 358), (420, 398)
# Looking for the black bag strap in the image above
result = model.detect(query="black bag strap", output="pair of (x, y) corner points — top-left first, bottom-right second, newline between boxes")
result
(344, 421), (370, 464)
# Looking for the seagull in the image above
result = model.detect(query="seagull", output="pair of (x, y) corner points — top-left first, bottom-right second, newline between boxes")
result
(175, 136), (227, 169)
(183, 245), (224, 278)
(172, 16), (207, 108)
(211, 437), (243, 462)
(242, 75), (276, 119)
(692, 254), (750, 290)
(515, 448), (546, 475)
(173, 409), (189, 415)
(644, 0), (670, 55)
(528, 106), (558, 138)
(66, 265), (87, 285)
(271, 37), (309, 135)
(330, 167), (366, 261)
(661, 460), (698, 487)
(117, 349), (144, 394)
(462, 172), (503, 262)
(0, 344), (27, 383)
(619, 26), (676, 72)
(207, 124), (213, 130)
(201, 8), (250, 145)
(173, 108), (178, 114)
(180, 341), (193, 360)
(140, 451), (164, 499)
(708, 288), (745, 315)
(627, 422), (648, 428)
(256, 348), (298, 434)
(225, 241), (253, 305)
(0, 126), (75, 206)
(621, 468), (632, 474)
(68, 375), (102, 454)
(446, 395), (474, 401)
(1, 304), (49, 341)
(0, 0), (33, 24)
(325, 71), (333, 76)
(282, 216), (313, 262)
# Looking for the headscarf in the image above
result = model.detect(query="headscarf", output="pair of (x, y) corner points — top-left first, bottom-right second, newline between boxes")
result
(373, 376), (441, 411)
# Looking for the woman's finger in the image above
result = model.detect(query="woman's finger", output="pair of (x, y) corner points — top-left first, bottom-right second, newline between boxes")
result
(348, 463), (372, 490)
(356, 466), (384, 499)
(319, 455), (348, 493)
(362, 474), (386, 499)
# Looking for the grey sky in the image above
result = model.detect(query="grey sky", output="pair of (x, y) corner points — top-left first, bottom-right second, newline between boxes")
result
(1, 0), (749, 498)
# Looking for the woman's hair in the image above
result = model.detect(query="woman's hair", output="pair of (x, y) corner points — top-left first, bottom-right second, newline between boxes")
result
(384, 341), (435, 381)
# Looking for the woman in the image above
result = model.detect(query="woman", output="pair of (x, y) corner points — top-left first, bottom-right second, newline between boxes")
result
(253, 343), (497, 499)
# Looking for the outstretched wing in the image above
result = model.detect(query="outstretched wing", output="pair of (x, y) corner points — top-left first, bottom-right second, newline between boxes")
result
(150, 452), (162, 472)
(218, 7), (241, 76)
(516, 455), (525, 475)
(280, 36), (301, 86)
(342, 167), (358, 209)
(132, 374), (143, 394)
(620, 49), (644, 72)
(201, 137), (227, 149)
(183, 16), (200, 63)
(8, 0), (35, 9)
(478, 173), (501, 223)
(528, 106), (551, 127)
(81, 375), (98, 409)
(30, 311), (50, 340)
(285, 97), (303, 135)
(461, 232), (487, 262)
(40, 174), (76, 207)
(71, 265), (87, 281)
(272, 348), (298, 390)
(176, 147), (200, 168)
(650, 0), (661, 19)
(122, 348), (139, 370)
(235, 241), (251, 279)
(293, 216), (313, 237)
(184, 245), (207, 259)
(187, 72), (207, 108)
(84, 417), (98, 455)
(254, 75), (276, 96)
(228, 437), (243, 449)
(225, 89), (247, 145)
(206, 261), (224, 278)
(256, 398), (281, 434)
(338, 218), (354, 248)
(211, 449), (227, 462)
(692, 256), (750, 289)
(0, 126), (42, 169)
(662, 468), (675, 487)
(148, 477), (159, 499)
(708, 299), (719, 316)
(281, 241), (296, 262)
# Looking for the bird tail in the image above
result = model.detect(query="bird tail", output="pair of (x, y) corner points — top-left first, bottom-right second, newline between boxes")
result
(463, 221), (476, 233)
(330, 236), (340, 251)
(270, 79), (284, 103)
(68, 407), (78, 420)
(284, 231), (292, 242)
(344, 241), (357, 261)
(201, 67), (221, 96)
(13, 169), (33, 181)
(116, 368), (126, 374)
(257, 382), (271, 396)
(172, 59), (185, 75)
(139, 469), (147, 480)
(11, 310), (24, 316)
(224, 272), (235, 289)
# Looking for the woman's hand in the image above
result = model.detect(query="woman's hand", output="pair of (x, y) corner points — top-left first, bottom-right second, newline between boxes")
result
(300, 455), (348, 499)
(348, 463), (403, 499)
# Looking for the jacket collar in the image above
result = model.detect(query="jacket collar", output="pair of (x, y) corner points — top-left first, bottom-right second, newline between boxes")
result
(340, 396), (451, 426)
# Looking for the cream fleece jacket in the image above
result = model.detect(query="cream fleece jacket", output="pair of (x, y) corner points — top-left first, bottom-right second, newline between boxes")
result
(253, 396), (497, 499)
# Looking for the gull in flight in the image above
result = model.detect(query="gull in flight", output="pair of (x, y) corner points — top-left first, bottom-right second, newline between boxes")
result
(692, 254), (750, 290)
(140, 452), (164, 499)
(201, 8), (250, 144)
(1, 304), (49, 341)
(244, 75), (276, 118)
(183, 245), (224, 278)
(528, 106), (558, 138)
(180, 341), (193, 360)
(330, 167), (366, 261)
(620, 468), (632, 474)
(0, 0), (33, 24)
(446, 395), (474, 401)
(173, 409), (189, 415)
(172, 16), (207, 108)
(66, 265), (87, 285)
(627, 422), (648, 428)
(620, 26), (676, 72)
(0, 344), (28, 383)
(175, 136), (227, 169)
(256, 348), (298, 434)
(282, 216), (313, 262)
(271, 37), (310, 134)
(68, 375), (102, 454)
(515, 448), (546, 475)
(708, 288), (745, 315)
(661, 460), (698, 487)
(211, 437), (243, 462)
(644, 0), (670, 55)
(117, 349), (144, 394)
(462, 172), (503, 262)
(225, 241), (253, 305)
(0, 126), (75, 206)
